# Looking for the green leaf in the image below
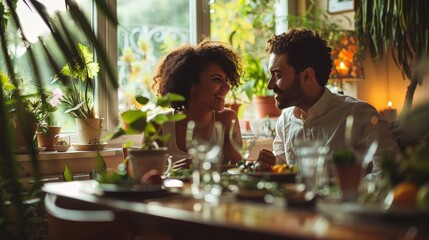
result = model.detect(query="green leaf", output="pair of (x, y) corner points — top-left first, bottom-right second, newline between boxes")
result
(64, 101), (85, 114)
(96, 151), (107, 176)
(152, 114), (169, 125)
(103, 128), (126, 141)
(135, 95), (149, 105)
(165, 92), (185, 102)
(63, 163), (74, 182)
(168, 113), (186, 122)
(333, 148), (358, 166)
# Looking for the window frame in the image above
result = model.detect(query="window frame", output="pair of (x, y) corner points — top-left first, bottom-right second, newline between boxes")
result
(95, 0), (210, 146)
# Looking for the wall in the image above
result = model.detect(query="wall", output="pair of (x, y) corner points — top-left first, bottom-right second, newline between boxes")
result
(314, 0), (429, 115)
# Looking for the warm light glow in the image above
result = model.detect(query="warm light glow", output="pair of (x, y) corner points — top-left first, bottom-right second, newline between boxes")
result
(337, 61), (349, 76)
(388, 101), (392, 108)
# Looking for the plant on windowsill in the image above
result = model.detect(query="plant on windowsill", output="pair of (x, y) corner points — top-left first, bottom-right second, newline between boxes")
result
(0, 0), (117, 238)
(54, 43), (103, 145)
(1, 74), (60, 150)
(36, 88), (63, 151)
(103, 93), (185, 183)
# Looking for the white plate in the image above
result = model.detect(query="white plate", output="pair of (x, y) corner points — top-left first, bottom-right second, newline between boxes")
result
(81, 182), (168, 197)
(72, 142), (107, 151)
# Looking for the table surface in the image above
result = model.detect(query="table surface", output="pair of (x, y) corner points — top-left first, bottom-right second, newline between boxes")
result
(42, 180), (429, 240)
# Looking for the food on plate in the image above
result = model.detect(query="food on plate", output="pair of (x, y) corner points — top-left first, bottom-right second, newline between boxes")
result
(236, 161), (296, 174)
(390, 182), (419, 208)
(271, 163), (297, 173)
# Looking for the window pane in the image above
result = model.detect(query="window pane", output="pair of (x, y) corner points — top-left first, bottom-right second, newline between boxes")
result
(1, 0), (92, 132)
(117, 0), (190, 112)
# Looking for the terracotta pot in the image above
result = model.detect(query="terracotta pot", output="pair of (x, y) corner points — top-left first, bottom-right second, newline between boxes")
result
(333, 164), (363, 200)
(75, 118), (104, 144)
(253, 96), (281, 118)
(38, 126), (61, 151)
(225, 103), (241, 114)
(14, 121), (39, 148)
(128, 148), (171, 182)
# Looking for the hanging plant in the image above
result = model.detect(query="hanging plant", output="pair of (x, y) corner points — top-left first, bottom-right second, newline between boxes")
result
(355, 0), (429, 114)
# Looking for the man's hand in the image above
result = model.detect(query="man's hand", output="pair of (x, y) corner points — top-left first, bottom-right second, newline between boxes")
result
(257, 149), (276, 166)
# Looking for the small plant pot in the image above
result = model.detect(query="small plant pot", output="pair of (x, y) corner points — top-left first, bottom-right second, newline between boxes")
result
(75, 118), (104, 144)
(38, 126), (61, 151)
(333, 164), (363, 201)
(127, 148), (171, 183)
(54, 145), (71, 152)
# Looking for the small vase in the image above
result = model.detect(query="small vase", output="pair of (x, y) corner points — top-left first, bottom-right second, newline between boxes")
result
(333, 164), (364, 201)
(37, 126), (61, 151)
(75, 118), (104, 145)
(127, 147), (171, 183)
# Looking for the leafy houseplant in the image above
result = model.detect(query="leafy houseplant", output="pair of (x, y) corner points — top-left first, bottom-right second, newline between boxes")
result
(55, 43), (104, 144)
(104, 93), (185, 182)
(105, 93), (186, 150)
(55, 43), (100, 119)
(211, 0), (275, 101)
(355, 0), (429, 114)
(1, 0), (117, 238)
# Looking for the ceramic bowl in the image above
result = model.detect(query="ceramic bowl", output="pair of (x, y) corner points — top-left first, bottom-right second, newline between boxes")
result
(54, 145), (71, 152)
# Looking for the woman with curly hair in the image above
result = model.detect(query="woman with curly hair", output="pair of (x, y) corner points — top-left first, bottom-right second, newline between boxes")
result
(152, 38), (243, 167)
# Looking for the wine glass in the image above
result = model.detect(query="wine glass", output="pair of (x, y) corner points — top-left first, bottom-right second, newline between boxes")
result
(186, 120), (224, 202)
(229, 119), (257, 162)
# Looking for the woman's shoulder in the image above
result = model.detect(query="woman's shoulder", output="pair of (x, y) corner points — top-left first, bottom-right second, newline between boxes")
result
(215, 108), (238, 124)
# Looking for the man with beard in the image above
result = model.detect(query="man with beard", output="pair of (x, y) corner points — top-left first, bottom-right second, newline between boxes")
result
(256, 28), (399, 175)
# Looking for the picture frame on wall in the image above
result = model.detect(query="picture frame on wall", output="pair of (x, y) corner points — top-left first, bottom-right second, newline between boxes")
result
(328, 0), (354, 14)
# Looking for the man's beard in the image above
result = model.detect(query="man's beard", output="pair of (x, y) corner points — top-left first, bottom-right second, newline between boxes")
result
(275, 74), (305, 109)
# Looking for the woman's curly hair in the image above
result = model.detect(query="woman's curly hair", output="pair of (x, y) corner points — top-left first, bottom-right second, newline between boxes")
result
(152, 38), (243, 110)
(265, 28), (333, 87)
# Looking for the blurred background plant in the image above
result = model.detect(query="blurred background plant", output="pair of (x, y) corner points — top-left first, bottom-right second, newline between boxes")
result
(0, 0), (117, 238)
(211, 0), (275, 102)
(1, 73), (58, 131)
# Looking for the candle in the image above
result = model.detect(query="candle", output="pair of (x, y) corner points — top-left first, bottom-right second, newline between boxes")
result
(337, 62), (349, 76)
(382, 101), (397, 122)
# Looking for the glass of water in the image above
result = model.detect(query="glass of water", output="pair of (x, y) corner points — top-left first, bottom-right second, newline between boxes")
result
(186, 120), (224, 203)
(295, 140), (329, 199)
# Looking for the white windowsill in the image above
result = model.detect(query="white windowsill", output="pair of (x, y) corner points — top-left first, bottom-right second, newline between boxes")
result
(16, 148), (123, 162)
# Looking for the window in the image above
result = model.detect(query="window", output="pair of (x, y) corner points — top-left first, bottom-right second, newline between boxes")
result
(1, 0), (92, 132)
(98, 0), (209, 140)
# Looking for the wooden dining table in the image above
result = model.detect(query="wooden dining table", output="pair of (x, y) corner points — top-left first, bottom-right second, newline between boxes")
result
(42, 180), (429, 240)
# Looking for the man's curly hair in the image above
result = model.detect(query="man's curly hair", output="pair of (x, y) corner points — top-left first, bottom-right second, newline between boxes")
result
(265, 28), (333, 87)
(152, 38), (243, 110)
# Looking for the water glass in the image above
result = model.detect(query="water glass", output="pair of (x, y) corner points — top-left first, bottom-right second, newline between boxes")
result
(229, 119), (257, 161)
(187, 121), (224, 203)
(295, 140), (329, 198)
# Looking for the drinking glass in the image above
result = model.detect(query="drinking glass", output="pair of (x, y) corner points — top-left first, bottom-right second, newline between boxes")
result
(295, 138), (329, 199)
(186, 120), (224, 203)
(229, 119), (257, 162)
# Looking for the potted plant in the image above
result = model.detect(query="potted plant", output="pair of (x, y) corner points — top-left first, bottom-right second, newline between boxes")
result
(240, 54), (280, 118)
(211, 0), (279, 118)
(104, 93), (185, 182)
(35, 88), (63, 151)
(54, 43), (103, 145)
(332, 148), (363, 200)
(1, 74), (59, 150)
(1, 0), (117, 238)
